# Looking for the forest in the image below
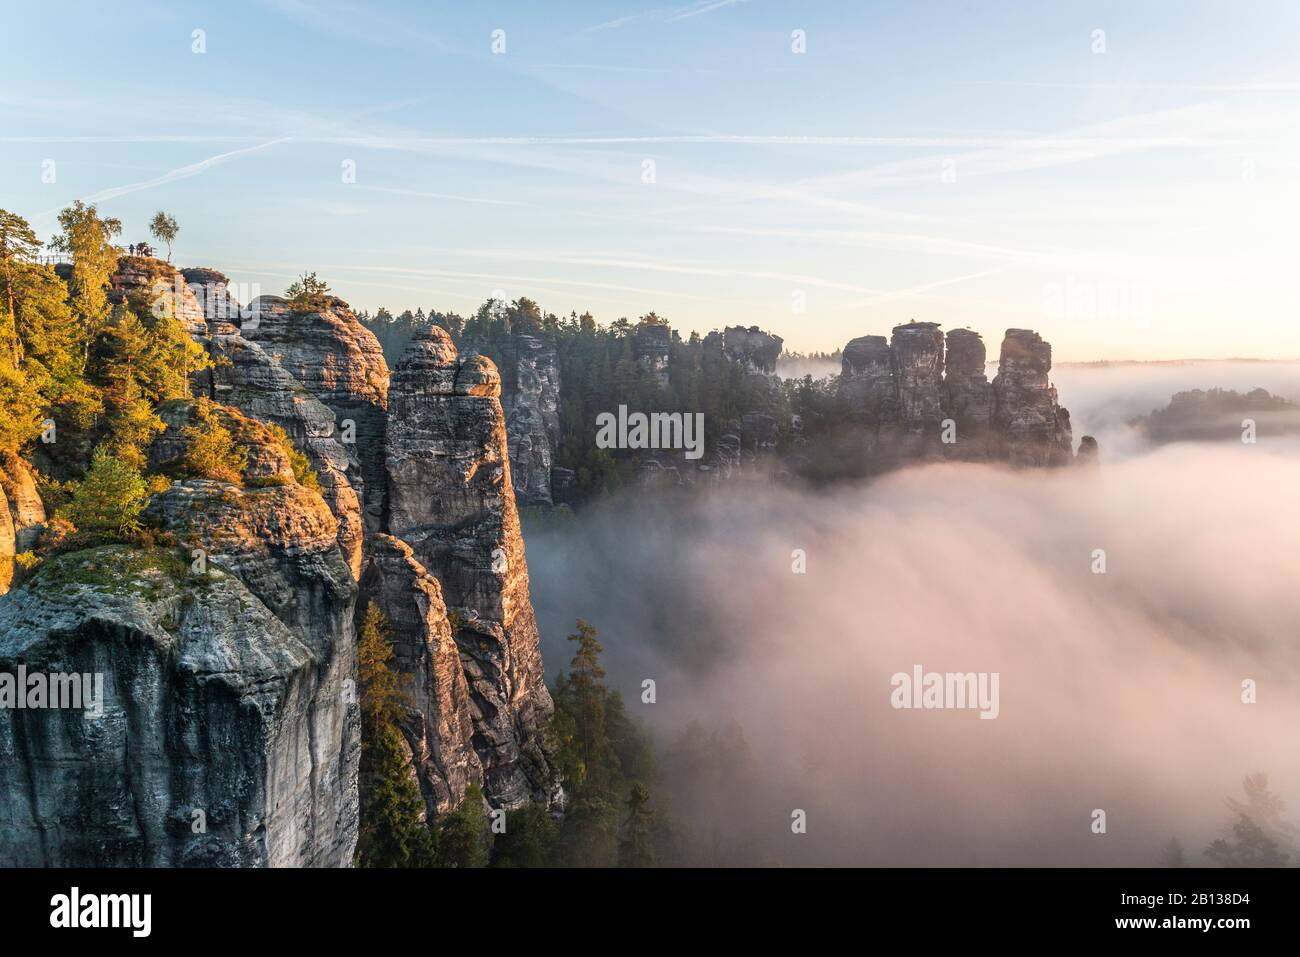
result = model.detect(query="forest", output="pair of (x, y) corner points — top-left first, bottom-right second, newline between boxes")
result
(359, 297), (863, 499)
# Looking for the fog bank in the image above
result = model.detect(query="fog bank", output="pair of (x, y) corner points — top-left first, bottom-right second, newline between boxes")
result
(525, 405), (1300, 864)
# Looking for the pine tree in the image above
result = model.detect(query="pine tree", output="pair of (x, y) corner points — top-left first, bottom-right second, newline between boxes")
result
(0, 209), (40, 365)
(356, 602), (437, 867)
(182, 401), (247, 483)
(567, 618), (608, 787)
(435, 782), (492, 868)
(50, 201), (120, 350)
(1204, 773), (1296, 867)
(56, 446), (147, 540)
(1159, 837), (1188, 867)
(285, 272), (331, 311)
(557, 796), (619, 867)
(490, 802), (558, 868)
(618, 782), (655, 867)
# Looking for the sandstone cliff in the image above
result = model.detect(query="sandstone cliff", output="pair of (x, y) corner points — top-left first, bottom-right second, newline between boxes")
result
(839, 323), (1083, 467)
(0, 406), (358, 866)
(362, 535), (481, 814)
(704, 325), (784, 375)
(496, 332), (561, 509)
(203, 314), (365, 579)
(385, 326), (556, 810)
(245, 296), (389, 533)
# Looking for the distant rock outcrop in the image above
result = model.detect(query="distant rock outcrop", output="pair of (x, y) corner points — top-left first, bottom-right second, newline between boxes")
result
(385, 326), (556, 810)
(1136, 387), (1300, 443)
(633, 323), (671, 385)
(838, 324), (1086, 467)
(992, 329), (1074, 466)
(942, 329), (995, 440)
(496, 333), (561, 509)
(705, 325), (784, 375)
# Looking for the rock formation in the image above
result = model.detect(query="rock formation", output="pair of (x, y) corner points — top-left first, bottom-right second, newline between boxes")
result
(991, 329), (1074, 466)
(245, 296), (389, 533)
(0, 254), (570, 865)
(1136, 387), (1300, 444)
(496, 332), (561, 509)
(0, 406), (358, 866)
(705, 325), (784, 375)
(841, 335), (898, 424)
(942, 329), (994, 437)
(0, 453), (46, 596)
(838, 324), (1085, 467)
(890, 322), (946, 455)
(633, 323), (671, 386)
(180, 266), (244, 325)
(385, 326), (556, 810)
(203, 320), (365, 579)
(110, 256), (206, 337)
(362, 535), (481, 814)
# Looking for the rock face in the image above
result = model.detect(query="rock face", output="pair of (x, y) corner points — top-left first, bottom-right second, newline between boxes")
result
(1, 452), (45, 554)
(838, 325), (1084, 467)
(991, 329), (1074, 466)
(633, 323), (671, 386)
(942, 329), (995, 458)
(0, 453), (45, 597)
(841, 336), (897, 423)
(890, 322), (945, 439)
(706, 325), (784, 375)
(496, 333), (561, 509)
(180, 267), (243, 325)
(362, 535), (481, 814)
(385, 326), (555, 810)
(111, 257), (206, 337)
(245, 296), (389, 533)
(203, 326), (365, 578)
(0, 414), (358, 866)
(1, 265), (568, 863)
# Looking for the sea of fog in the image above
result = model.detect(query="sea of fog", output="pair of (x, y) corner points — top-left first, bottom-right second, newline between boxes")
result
(523, 361), (1300, 865)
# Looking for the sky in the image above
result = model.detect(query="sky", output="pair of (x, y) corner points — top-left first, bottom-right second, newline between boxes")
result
(3, 0), (1299, 360)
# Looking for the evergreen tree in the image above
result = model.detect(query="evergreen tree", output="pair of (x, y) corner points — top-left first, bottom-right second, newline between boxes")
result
(0, 209), (40, 365)
(557, 795), (619, 867)
(50, 201), (121, 350)
(182, 400), (247, 483)
(1160, 837), (1188, 867)
(618, 782), (655, 867)
(490, 802), (558, 868)
(56, 446), (147, 540)
(1204, 773), (1296, 867)
(285, 272), (331, 310)
(435, 782), (492, 868)
(356, 602), (437, 867)
(567, 618), (609, 787)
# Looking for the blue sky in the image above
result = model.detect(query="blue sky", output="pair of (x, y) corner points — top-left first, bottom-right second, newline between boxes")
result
(3, 0), (1299, 359)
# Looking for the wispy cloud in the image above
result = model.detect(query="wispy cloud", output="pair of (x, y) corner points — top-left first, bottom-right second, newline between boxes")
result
(352, 185), (532, 208)
(35, 138), (288, 216)
(583, 0), (750, 33)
